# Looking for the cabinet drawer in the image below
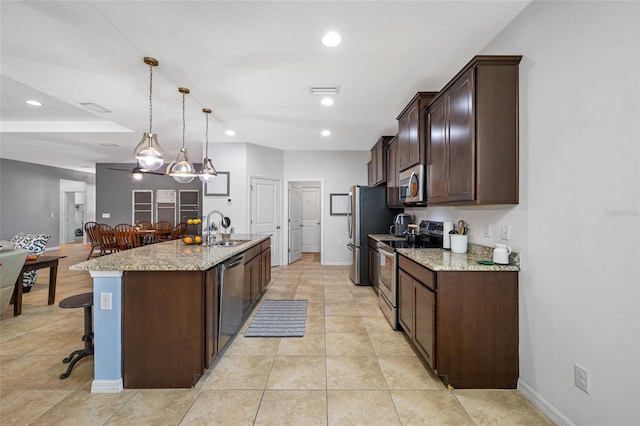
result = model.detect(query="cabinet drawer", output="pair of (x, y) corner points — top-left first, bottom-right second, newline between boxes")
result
(398, 255), (436, 290)
(244, 245), (261, 263)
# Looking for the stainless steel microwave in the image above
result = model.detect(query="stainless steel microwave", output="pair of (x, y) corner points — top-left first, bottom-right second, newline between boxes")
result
(399, 164), (425, 204)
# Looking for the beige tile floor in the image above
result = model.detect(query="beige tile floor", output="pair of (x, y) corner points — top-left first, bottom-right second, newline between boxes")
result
(1, 244), (554, 425)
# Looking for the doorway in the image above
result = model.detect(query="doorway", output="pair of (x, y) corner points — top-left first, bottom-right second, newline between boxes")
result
(59, 179), (87, 244)
(287, 180), (323, 265)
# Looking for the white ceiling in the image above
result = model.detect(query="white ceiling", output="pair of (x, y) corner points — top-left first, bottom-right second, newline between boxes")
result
(0, 1), (530, 172)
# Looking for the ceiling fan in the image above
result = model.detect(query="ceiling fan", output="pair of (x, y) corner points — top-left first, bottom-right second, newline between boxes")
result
(107, 162), (165, 180)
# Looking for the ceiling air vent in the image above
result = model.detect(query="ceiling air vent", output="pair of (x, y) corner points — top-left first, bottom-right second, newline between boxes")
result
(80, 102), (112, 113)
(310, 86), (339, 95)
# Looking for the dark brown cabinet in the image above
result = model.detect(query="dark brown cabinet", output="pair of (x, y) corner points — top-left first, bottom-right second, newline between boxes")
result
(368, 136), (392, 186)
(397, 254), (518, 389)
(368, 238), (380, 295)
(426, 55), (521, 205)
(385, 135), (402, 208)
(122, 269), (215, 388)
(396, 92), (437, 171)
(397, 260), (435, 368)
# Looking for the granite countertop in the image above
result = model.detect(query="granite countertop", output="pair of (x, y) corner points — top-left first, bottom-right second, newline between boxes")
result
(369, 233), (520, 272)
(70, 234), (269, 272)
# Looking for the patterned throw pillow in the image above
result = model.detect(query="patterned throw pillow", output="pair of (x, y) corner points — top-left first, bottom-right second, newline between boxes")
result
(11, 233), (51, 288)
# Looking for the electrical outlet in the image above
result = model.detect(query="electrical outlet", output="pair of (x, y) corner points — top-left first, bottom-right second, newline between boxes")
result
(484, 223), (493, 238)
(99, 292), (112, 311)
(574, 363), (590, 394)
(501, 225), (510, 241)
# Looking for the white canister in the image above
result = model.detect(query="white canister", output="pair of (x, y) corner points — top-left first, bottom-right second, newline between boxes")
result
(450, 234), (468, 254)
(443, 221), (454, 249)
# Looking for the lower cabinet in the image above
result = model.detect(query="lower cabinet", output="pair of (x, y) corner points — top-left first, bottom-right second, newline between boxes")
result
(243, 238), (272, 320)
(397, 254), (518, 389)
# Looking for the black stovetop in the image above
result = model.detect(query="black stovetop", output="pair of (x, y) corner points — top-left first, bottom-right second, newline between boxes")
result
(379, 238), (441, 249)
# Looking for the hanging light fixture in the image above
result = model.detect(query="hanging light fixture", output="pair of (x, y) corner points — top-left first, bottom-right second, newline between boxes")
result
(133, 57), (165, 171)
(198, 108), (217, 182)
(167, 87), (198, 183)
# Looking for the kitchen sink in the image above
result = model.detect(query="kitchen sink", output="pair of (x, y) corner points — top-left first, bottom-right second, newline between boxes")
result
(212, 239), (250, 247)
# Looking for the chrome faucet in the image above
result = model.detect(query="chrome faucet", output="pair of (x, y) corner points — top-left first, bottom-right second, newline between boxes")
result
(204, 210), (229, 245)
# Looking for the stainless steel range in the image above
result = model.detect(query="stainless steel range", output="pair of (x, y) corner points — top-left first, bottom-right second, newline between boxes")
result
(378, 220), (443, 329)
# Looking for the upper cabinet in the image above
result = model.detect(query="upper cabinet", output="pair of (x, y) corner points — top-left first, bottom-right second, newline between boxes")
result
(385, 134), (403, 208)
(426, 55), (522, 205)
(368, 136), (392, 187)
(396, 92), (438, 171)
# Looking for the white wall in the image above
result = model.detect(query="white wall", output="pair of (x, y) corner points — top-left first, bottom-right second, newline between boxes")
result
(409, 2), (640, 425)
(284, 150), (369, 265)
(201, 143), (247, 232)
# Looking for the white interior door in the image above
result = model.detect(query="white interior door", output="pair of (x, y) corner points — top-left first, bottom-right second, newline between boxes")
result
(288, 185), (302, 264)
(250, 177), (282, 266)
(301, 186), (321, 253)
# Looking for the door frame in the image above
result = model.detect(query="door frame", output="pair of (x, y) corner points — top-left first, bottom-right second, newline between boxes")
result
(59, 179), (86, 245)
(284, 178), (324, 265)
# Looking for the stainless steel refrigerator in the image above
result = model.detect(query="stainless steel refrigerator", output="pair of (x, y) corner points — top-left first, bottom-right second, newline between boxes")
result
(347, 185), (395, 285)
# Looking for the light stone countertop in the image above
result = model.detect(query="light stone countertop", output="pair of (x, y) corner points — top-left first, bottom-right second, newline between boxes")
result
(70, 234), (270, 272)
(369, 233), (520, 272)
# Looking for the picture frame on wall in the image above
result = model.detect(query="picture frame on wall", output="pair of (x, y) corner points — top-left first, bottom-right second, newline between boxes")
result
(330, 193), (349, 215)
(204, 172), (230, 196)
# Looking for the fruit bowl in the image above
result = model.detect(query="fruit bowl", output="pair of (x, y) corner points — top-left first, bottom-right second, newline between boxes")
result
(26, 254), (41, 261)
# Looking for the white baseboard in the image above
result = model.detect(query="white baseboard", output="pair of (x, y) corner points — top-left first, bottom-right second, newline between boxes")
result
(518, 379), (574, 426)
(45, 246), (60, 251)
(91, 379), (123, 393)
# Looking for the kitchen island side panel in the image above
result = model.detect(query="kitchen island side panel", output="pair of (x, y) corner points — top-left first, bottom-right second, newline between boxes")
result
(122, 271), (205, 388)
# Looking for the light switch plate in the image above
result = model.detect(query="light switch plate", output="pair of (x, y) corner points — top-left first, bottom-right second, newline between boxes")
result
(101, 213), (111, 219)
(99, 292), (112, 310)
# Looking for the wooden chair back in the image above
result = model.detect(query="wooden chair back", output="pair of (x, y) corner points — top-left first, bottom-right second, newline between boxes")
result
(154, 221), (173, 242)
(170, 223), (188, 240)
(114, 224), (141, 251)
(94, 223), (119, 256)
(84, 221), (100, 260)
(138, 221), (154, 230)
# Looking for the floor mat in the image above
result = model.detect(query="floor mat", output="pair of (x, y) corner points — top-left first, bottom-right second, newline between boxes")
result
(244, 299), (308, 337)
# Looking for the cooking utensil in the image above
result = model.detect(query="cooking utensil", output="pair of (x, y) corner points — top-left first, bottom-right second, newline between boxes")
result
(457, 220), (466, 234)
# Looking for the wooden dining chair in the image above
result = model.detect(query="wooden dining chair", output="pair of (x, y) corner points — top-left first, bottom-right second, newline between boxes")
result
(138, 220), (154, 230)
(114, 224), (141, 251)
(169, 223), (188, 240)
(154, 221), (173, 242)
(84, 221), (100, 260)
(94, 223), (119, 256)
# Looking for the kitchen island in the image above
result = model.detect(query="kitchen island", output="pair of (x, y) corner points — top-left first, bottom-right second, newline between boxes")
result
(70, 234), (271, 393)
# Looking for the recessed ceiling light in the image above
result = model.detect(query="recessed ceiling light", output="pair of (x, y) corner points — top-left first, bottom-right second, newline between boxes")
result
(321, 97), (334, 106)
(26, 100), (42, 106)
(321, 130), (331, 137)
(322, 31), (341, 47)
(225, 130), (236, 136)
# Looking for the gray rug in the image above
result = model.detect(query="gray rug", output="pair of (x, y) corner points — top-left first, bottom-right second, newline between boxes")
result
(245, 300), (308, 337)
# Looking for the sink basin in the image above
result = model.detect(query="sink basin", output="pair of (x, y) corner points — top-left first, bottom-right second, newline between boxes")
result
(212, 239), (250, 247)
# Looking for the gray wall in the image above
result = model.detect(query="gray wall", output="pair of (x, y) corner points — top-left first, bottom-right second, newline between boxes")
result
(0, 158), (95, 247)
(96, 163), (202, 227)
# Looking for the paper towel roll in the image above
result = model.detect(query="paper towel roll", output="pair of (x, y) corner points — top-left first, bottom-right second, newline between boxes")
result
(443, 221), (454, 249)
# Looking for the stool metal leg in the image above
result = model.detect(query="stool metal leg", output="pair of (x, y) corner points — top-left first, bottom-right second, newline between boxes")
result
(60, 305), (94, 380)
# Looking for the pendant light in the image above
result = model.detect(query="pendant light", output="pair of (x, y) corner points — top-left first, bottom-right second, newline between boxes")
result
(198, 108), (217, 182)
(166, 87), (197, 183)
(133, 57), (165, 171)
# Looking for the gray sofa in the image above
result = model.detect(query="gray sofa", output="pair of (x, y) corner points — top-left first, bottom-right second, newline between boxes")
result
(0, 241), (28, 318)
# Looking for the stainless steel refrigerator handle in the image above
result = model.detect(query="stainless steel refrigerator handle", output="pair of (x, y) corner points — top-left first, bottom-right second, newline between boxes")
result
(347, 192), (353, 238)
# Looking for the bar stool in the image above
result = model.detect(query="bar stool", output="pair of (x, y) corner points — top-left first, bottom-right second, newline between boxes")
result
(59, 292), (94, 379)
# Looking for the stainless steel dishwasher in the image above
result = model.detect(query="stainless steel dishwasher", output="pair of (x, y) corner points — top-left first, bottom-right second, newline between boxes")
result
(218, 253), (245, 351)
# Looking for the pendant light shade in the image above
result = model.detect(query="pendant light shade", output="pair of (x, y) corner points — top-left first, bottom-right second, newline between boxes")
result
(198, 108), (217, 182)
(134, 57), (165, 171)
(167, 87), (197, 183)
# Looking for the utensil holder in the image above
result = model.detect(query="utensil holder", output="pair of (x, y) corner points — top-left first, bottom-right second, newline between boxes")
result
(450, 235), (468, 254)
